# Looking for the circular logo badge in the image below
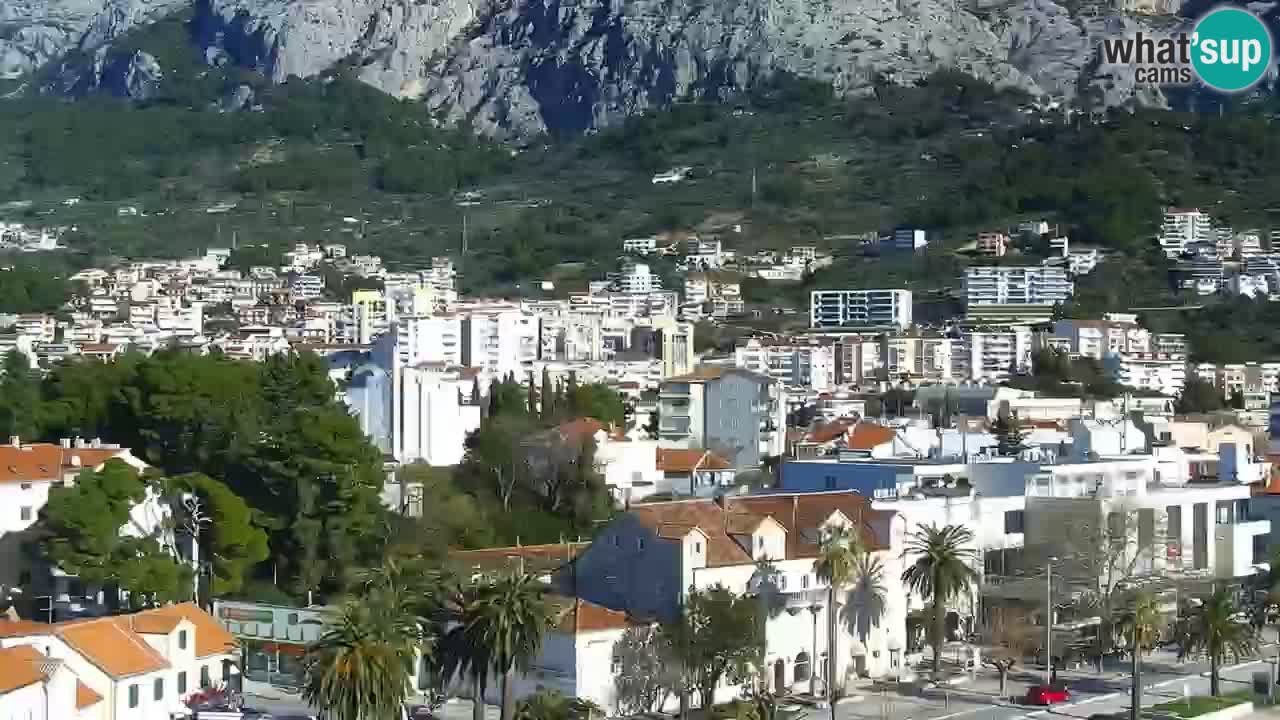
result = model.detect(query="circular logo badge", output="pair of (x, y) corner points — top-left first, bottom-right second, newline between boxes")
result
(1191, 6), (1273, 92)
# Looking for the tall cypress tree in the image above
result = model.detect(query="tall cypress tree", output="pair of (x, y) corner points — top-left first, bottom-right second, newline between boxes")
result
(540, 368), (553, 422)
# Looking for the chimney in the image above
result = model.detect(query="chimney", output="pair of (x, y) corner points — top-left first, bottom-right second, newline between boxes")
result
(91, 438), (101, 449)
(9, 436), (19, 448)
(59, 438), (71, 449)
(73, 437), (85, 449)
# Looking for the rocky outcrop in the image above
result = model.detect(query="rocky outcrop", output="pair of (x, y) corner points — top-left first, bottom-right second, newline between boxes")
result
(0, 0), (189, 78)
(8, 0), (1278, 136)
(186, 0), (1200, 137)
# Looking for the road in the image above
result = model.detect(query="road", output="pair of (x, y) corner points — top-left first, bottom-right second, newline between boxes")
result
(826, 653), (1278, 720)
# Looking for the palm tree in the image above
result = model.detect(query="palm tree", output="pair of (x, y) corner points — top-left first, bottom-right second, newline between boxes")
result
(443, 573), (553, 720)
(900, 523), (978, 679)
(1182, 590), (1258, 696)
(303, 595), (422, 720)
(1118, 592), (1162, 720)
(844, 554), (888, 647)
(814, 525), (865, 715)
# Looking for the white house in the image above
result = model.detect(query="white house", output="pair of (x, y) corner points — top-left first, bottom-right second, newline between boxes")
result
(562, 491), (910, 699)
(0, 603), (239, 720)
(0, 643), (94, 720)
(0, 440), (155, 595)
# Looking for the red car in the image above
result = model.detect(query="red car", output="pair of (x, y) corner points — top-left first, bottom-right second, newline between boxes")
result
(1025, 685), (1071, 706)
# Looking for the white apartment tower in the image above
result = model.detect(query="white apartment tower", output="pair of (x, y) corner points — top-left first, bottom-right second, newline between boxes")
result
(810, 289), (913, 329)
(964, 266), (1073, 307)
(1159, 208), (1213, 258)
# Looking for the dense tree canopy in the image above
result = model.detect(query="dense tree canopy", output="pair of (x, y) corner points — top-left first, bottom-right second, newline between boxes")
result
(34, 459), (192, 607)
(27, 349), (390, 598)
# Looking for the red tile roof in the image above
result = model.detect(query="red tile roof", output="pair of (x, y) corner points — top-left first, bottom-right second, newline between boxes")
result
(76, 681), (102, 709)
(847, 423), (897, 450)
(655, 448), (733, 473)
(0, 444), (133, 485)
(550, 595), (634, 634)
(629, 492), (889, 567)
(0, 645), (47, 695)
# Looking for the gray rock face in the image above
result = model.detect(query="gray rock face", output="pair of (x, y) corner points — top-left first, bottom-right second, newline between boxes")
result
(187, 0), (1191, 137)
(8, 0), (1278, 136)
(0, 0), (189, 78)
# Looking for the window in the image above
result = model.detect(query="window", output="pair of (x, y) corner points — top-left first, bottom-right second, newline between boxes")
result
(636, 538), (645, 550)
(611, 655), (622, 674)
(801, 574), (810, 589)
(154, 677), (164, 701)
(1003, 510), (1025, 534)
(694, 542), (702, 553)
(1216, 501), (1231, 526)
(178, 671), (187, 695)
(178, 630), (188, 649)
(288, 613), (299, 625)
(19, 507), (31, 522)
(128, 684), (139, 708)
(824, 475), (837, 490)
(19, 482), (31, 490)
(611, 536), (620, 548)
(200, 665), (211, 689)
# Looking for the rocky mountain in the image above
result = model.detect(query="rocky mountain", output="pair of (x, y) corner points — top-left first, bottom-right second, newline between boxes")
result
(5, 0), (1278, 137)
(0, 0), (188, 79)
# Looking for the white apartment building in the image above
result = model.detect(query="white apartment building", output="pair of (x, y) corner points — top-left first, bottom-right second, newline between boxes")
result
(289, 274), (324, 300)
(810, 289), (913, 329)
(964, 266), (1073, 310)
(392, 364), (482, 465)
(1159, 208), (1213, 258)
(735, 339), (836, 390)
(963, 327), (1033, 383)
(1068, 248), (1100, 275)
(616, 261), (659, 294)
(1104, 351), (1188, 397)
(0, 603), (239, 720)
(461, 308), (539, 378)
(881, 333), (955, 383)
(394, 314), (463, 367)
(14, 314), (55, 343)
(622, 236), (658, 255)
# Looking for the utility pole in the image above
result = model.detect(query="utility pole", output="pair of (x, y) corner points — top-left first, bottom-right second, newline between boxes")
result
(1045, 558), (1054, 686)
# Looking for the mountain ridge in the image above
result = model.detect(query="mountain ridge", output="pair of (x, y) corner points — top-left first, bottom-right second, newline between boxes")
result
(4, 0), (1279, 137)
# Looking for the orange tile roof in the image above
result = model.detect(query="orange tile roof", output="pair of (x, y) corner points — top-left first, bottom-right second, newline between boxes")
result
(557, 418), (607, 441)
(655, 448), (733, 473)
(0, 444), (64, 483)
(807, 419), (858, 444)
(132, 603), (238, 659)
(0, 619), (50, 638)
(0, 645), (47, 695)
(665, 366), (728, 382)
(50, 603), (235, 679)
(549, 595), (634, 634)
(846, 423), (897, 450)
(629, 492), (889, 567)
(0, 444), (132, 485)
(450, 543), (588, 575)
(76, 681), (102, 709)
(58, 617), (170, 678)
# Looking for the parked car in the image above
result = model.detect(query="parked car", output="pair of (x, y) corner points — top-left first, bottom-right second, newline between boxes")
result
(1025, 685), (1070, 705)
